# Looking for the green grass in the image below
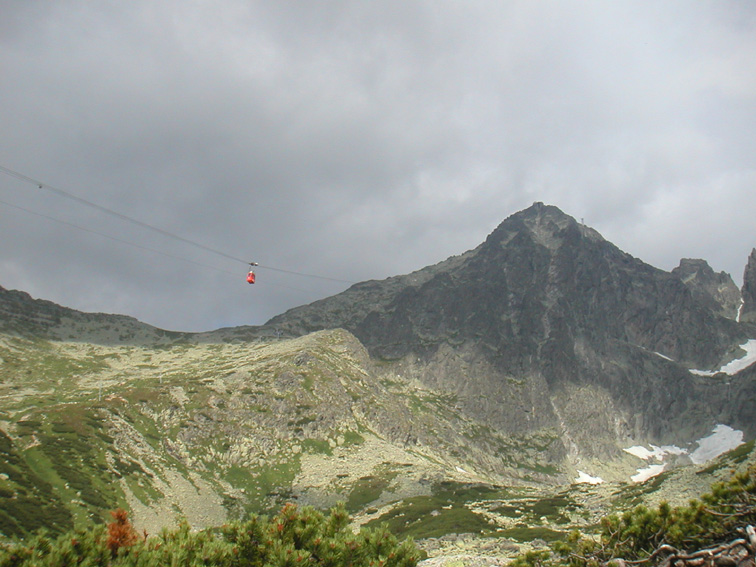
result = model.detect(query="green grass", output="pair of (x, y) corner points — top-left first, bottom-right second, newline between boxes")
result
(0, 339), (112, 384)
(498, 526), (566, 542)
(404, 391), (460, 418)
(530, 496), (573, 518)
(492, 494), (577, 525)
(346, 472), (397, 512)
(364, 495), (495, 539)
(610, 471), (671, 509)
(362, 481), (585, 541)
(123, 473), (163, 507)
(0, 430), (74, 538)
(245, 457), (302, 513)
(433, 481), (511, 502)
(362, 481), (509, 539)
(342, 430), (364, 446)
(9, 404), (131, 527)
(301, 438), (333, 455)
(225, 465), (257, 490)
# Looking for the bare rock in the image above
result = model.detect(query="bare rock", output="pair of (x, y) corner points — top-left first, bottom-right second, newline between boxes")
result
(741, 249), (756, 323)
(672, 258), (741, 320)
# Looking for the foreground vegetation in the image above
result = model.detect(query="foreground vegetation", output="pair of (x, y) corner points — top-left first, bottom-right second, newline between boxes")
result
(2, 466), (755, 567)
(514, 464), (756, 567)
(0, 504), (421, 567)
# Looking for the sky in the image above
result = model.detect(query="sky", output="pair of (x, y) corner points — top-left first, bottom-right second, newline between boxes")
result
(1, 1), (755, 333)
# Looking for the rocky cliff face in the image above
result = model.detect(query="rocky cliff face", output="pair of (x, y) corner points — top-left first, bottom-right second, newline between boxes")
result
(671, 259), (742, 320)
(268, 203), (753, 459)
(741, 249), (756, 324)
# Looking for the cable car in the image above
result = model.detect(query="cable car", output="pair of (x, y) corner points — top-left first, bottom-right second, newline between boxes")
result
(247, 262), (258, 284)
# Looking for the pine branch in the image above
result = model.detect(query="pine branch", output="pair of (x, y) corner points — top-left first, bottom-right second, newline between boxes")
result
(607, 529), (755, 567)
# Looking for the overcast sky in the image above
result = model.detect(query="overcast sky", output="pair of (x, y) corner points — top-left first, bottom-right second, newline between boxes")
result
(1, 1), (755, 332)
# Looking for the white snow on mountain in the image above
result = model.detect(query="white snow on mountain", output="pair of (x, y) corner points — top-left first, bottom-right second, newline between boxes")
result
(632, 464), (667, 483)
(654, 352), (674, 361)
(575, 470), (604, 484)
(690, 339), (756, 376)
(624, 424), (744, 483)
(624, 444), (686, 461)
(689, 424), (744, 464)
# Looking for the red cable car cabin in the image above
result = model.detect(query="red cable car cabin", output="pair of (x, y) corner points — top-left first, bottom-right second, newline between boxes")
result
(247, 271), (256, 284)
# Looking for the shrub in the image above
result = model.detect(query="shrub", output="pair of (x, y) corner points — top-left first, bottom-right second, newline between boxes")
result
(0, 503), (421, 567)
(598, 465), (756, 559)
(106, 508), (138, 556)
(507, 465), (756, 567)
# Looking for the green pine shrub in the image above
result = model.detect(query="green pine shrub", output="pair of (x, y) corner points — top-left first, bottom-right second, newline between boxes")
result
(510, 464), (756, 567)
(0, 502), (421, 567)
(599, 465), (756, 559)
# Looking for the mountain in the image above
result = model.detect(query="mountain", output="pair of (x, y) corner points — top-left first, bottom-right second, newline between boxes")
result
(0, 314), (472, 536)
(268, 203), (755, 458)
(1, 202), (756, 547)
(0, 285), (180, 345)
(2, 284), (600, 541)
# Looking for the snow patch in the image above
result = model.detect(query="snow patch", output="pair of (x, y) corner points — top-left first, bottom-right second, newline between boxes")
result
(720, 340), (756, 374)
(575, 470), (603, 484)
(690, 339), (756, 376)
(737, 299), (744, 323)
(654, 352), (674, 361)
(624, 445), (654, 460)
(689, 424), (744, 464)
(624, 444), (685, 461)
(624, 445), (655, 460)
(624, 444), (684, 483)
(632, 464), (666, 483)
(624, 425), (743, 483)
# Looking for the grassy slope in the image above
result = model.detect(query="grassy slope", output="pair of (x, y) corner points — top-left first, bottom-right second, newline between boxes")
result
(1, 326), (754, 559)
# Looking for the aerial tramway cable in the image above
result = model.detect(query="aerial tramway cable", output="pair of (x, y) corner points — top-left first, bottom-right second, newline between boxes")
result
(0, 164), (356, 285)
(0, 197), (239, 276)
(0, 197), (318, 295)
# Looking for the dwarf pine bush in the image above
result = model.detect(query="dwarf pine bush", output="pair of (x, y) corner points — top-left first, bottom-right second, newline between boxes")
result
(510, 464), (756, 567)
(598, 465), (756, 559)
(0, 502), (421, 567)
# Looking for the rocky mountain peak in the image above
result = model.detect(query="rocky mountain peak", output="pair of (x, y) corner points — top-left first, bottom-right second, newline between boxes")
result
(671, 259), (741, 320)
(484, 202), (603, 251)
(268, 203), (752, 460)
(741, 248), (756, 323)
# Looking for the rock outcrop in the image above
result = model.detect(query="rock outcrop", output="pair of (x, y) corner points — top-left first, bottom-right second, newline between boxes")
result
(741, 249), (756, 324)
(672, 259), (742, 320)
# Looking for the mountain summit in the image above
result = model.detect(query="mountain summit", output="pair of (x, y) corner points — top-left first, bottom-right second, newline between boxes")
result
(269, 203), (755, 461)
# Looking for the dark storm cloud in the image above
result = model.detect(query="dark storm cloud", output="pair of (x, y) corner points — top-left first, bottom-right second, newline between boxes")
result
(1, 1), (755, 331)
